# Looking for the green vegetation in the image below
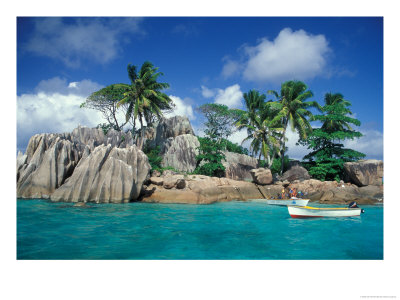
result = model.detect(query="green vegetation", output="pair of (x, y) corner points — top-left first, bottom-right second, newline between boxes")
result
(267, 81), (321, 174)
(299, 93), (365, 181)
(235, 90), (283, 168)
(142, 142), (180, 174)
(81, 64), (365, 181)
(222, 138), (249, 155)
(194, 136), (226, 177)
(118, 61), (174, 149)
(81, 84), (131, 131)
(81, 61), (174, 149)
(196, 103), (241, 146)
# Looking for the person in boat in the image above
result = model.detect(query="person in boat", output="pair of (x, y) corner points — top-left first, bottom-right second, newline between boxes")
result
(278, 193), (282, 199)
(292, 187), (297, 198)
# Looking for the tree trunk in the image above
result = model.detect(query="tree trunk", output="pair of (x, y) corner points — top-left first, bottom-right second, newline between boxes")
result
(281, 119), (289, 175)
(139, 117), (144, 150)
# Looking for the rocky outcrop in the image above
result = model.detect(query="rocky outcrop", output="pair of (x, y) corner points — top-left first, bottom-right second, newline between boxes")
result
(250, 168), (273, 185)
(160, 134), (200, 172)
(17, 137), (79, 199)
(223, 151), (258, 181)
(344, 160), (383, 186)
(281, 179), (380, 204)
(148, 116), (195, 148)
(50, 145), (150, 203)
(141, 174), (381, 205)
(17, 126), (143, 200)
(281, 165), (311, 182)
(141, 175), (263, 204)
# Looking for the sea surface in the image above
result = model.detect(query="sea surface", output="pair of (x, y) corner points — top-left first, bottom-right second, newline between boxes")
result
(17, 199), (383, 260)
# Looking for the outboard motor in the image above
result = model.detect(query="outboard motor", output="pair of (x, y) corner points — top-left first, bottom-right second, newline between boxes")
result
(348, 201), (359, 208)
(348, 201), (365, 213)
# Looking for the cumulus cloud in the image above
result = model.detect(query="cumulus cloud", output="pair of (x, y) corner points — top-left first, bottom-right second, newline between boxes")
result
(222, 28), (331, 83)
(165, 95), (195, 120)
(23, 17), (144, 68)
(17, 78), (104, 152)
(221, 58), (241, 79)
(344, 129), (383, 160)
(201, 84), (243, 108)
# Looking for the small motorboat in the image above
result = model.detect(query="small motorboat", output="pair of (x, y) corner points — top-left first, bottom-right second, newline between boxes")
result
(249, 197), (309, 206)
(288, 201), (365, 218)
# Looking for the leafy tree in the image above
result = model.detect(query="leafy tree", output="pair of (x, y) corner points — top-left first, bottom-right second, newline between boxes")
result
(118, 61), (174, 149)
(300, 93), (365, 181)
(81, 84), (131, 131)
(194, 136), (226, 177)
(196, 103), (241, 147)
(235, 90), (282, 167)
(267, 80), (321, 174)
(222, 138), (249, 155)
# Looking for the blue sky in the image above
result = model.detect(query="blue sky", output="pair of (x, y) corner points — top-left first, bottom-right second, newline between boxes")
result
(17, 17), (383, 160)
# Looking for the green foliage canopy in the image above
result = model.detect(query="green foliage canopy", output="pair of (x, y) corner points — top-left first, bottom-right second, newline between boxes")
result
(300, 93), (365, 181)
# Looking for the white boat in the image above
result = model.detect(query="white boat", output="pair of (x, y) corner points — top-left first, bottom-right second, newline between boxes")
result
(249, 197), (309, 206)
(288, 205), (364, 218)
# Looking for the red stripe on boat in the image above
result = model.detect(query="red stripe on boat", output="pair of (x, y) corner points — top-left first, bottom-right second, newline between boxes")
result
(290, 214), (323, 218)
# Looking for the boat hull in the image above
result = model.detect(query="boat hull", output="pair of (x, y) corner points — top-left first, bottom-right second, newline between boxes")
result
(288, 206), (362, 218)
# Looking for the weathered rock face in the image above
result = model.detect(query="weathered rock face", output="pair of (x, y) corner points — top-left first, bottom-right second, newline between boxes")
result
(344, 160), (383, 186)
(17, 136), (80, 198)
(281, 165), (311, 182)
(17, 126), (139, 200)
(250, 168), (273, 185)
(50, 145), (150, 203)
(223, 152), (258, 181)
(284, 179), (380, 204)
(141, 175), (264, 204)
(150, 116), (195, 147)
(161, 134), (200, 172)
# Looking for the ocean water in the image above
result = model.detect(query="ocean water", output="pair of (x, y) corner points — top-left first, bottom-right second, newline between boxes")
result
(17, 199), (383, 260)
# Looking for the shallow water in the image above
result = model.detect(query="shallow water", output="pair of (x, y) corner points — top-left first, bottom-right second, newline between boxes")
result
(17, 199), (383, 260)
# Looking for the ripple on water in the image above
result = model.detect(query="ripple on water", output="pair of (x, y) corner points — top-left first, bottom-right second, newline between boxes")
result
(17, 199), (383, 260)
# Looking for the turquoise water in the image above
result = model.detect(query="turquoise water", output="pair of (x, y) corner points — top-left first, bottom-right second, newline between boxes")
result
(17, 199), (383, 260)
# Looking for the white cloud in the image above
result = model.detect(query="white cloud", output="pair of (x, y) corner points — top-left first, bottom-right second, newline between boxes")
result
(201, 84), (243, 109)
(17, 78), (105, 151)
(200, 85), (215, 98)
(221, 58), (241, 79)
(285, 129), (310, 160)
(344, 129), (383, 160)
(165, 95), (195, 120)
(24, 17), (144, 67)
(228, 129), (250, 149)
(223, 28), (330, 83)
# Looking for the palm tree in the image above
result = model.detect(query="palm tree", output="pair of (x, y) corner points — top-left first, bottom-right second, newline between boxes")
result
(267, 80), (321, 174)
(236, 90), (282, 167)
(118, 61), (173, 149)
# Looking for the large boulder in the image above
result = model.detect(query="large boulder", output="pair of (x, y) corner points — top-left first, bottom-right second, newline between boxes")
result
(161, 134), (200, 172)
(250, 168), (273, 185)
(344, 160), (383, 186)
(17, 137), (79, 199)
(50, 145), (150, 203)
(142, 175), (264, 204)
(150, 116), (195, 147)
(17, 126), (137, 199)
(281, 165), (311, 182)
(223, 152), (258, 181)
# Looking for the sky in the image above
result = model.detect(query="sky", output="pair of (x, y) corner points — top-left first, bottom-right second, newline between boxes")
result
(17, 17), (383, 160)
